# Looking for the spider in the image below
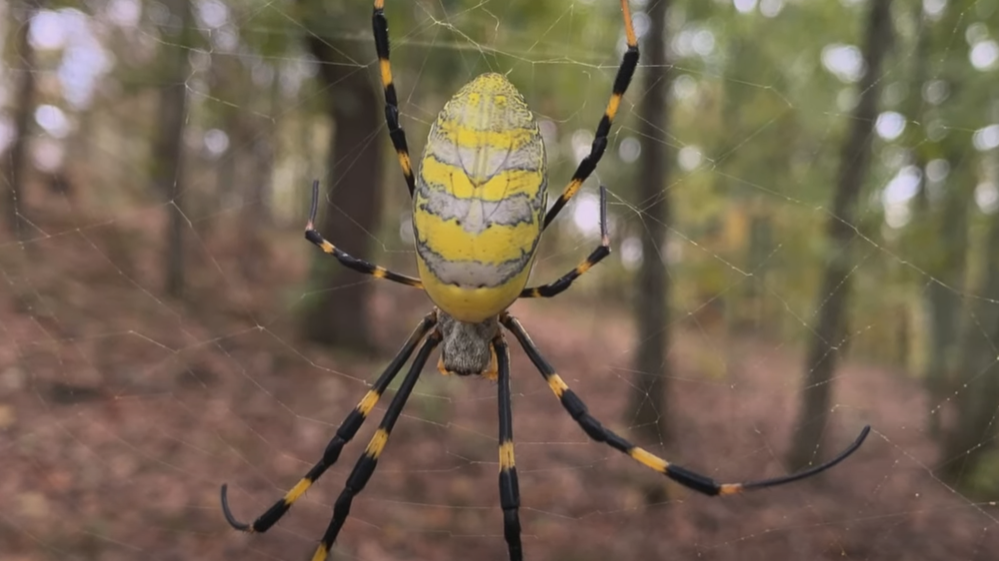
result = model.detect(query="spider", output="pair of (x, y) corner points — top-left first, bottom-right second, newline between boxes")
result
(220, 1), (871, 560)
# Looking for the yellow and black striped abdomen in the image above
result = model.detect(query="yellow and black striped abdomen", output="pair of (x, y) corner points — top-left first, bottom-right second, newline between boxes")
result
(414, 73), (547, 323)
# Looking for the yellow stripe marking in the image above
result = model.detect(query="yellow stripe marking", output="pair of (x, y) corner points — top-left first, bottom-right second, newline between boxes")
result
(482, 345), (499, 381)
(319, 240), (335, 254)
(575, 261), (593, 275)
(435, 126), (538, 152)
(719, 483), (743, 496)
(621, 0), (637, 46)
(375, 0), (384, 10)
(548, 374), (569, 398)
(366, 428), (390, 458)
(563, 179), (582, 202)
(398, 151), (412, 175)
(419, 157), (543, 201)
(629, 447), (668, 473)
(310, 545), (328, 561)
(415, 210), (537, 263)
(379, 59), (392, 88)
(437, 356), (452, 376)
(606, 93), (622, 120)
(284, 478), (312, 504)
(357, 390), (380, 417)
(372, 267), (387, 279)
(418, 266), (532, 322)
(499, 440), (515, 471)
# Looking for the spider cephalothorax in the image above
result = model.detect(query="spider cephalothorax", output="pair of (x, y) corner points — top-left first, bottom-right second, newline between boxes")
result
(220, 2), (869, 560)
(436, 310), (500, 377)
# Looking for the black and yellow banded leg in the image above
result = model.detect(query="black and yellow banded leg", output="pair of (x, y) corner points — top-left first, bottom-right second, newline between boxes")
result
(372, 0), (416, 198)
(310, 332), (442, 561)
(220, 313), (437, 533)
(543, 0), (639, 230)
(500, 314), (871, 496)
(522, 186), (610, 299)
(493, 338), (523, 561)
(305, 180), (423, 289)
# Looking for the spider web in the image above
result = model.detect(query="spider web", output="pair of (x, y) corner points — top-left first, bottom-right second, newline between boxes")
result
(2, 0), (999, 560)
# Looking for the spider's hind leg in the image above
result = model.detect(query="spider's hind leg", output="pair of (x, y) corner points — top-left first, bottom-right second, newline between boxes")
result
(494, 337), (523, 560)
(500, 313), (870, 497)
(309, 332), (442, 561)
(219, 313), (436, 534)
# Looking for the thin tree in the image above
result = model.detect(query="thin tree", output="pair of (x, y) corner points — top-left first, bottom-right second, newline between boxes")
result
(2, 0), (40, 237)
(922, 152), (972, 434)
(897, 7), (950, 437)
(940, 147), (999, 486)
(905, 1), (973, 440)
(152, 0), (192, 297)
(300, 27), (384, 353)
(628, 0), (671, 443)
(236, 74), (279, 282)
(787, 0), (893, 469)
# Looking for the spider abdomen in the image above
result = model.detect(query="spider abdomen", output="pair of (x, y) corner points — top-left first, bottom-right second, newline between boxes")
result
(413, 73), (547, 323)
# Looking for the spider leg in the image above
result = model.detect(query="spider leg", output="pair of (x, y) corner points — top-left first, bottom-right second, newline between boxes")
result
(493, 337), (523, 561)
(305, 180), (423, 288)
(372, 0), (416, 198)
(220, 313), (437, 533)
(522, 186), (610, 299)
(500, 313), (870, 496)
(543, 0), (639, 230)
(309, 332), (441, 561)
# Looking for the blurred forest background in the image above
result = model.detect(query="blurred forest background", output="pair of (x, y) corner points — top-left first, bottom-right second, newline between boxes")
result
(2, 0), (999, 560)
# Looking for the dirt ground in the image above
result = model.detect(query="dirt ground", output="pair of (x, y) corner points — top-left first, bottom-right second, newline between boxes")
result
(1, 217), (998, 561)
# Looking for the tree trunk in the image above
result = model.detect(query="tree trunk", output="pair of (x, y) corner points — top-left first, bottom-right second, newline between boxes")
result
(300, 34), (383, 353)
(3, 0), (39, 238)
(215, 103), (238, 224)
(247, 102), (275, 229)
(899, 8), (952, 438)
(236, 76), (278, 282)
(627, 0), (671, 443)
(939, 156), (999, 485)
(924, 187), (969, 435)
(787, 0), (892, 469)
(247, 70), (279, 230)
(153, 0), (191, 297)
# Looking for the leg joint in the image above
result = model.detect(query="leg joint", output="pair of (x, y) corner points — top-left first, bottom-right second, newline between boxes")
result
(499, 469), (521, 510)
(560, 389), (589, 419)
(577, 414), (607, 442)
(666, 464), (721, 496)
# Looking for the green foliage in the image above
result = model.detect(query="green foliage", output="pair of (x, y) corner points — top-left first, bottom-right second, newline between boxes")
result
(963, 448), (999, 496)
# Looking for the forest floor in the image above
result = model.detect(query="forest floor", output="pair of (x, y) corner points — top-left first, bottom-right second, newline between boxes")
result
(1, 215), (997, 561)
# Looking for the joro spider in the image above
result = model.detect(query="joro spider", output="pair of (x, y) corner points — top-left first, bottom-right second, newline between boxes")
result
(220, 1), (871, 559)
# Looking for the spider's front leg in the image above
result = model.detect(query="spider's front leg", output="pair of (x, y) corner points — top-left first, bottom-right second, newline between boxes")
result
(304, 180), (423, 289)
(521, 186), (610, 299)
(543, 0), (639, 229)
(372, 0), (417, 198)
